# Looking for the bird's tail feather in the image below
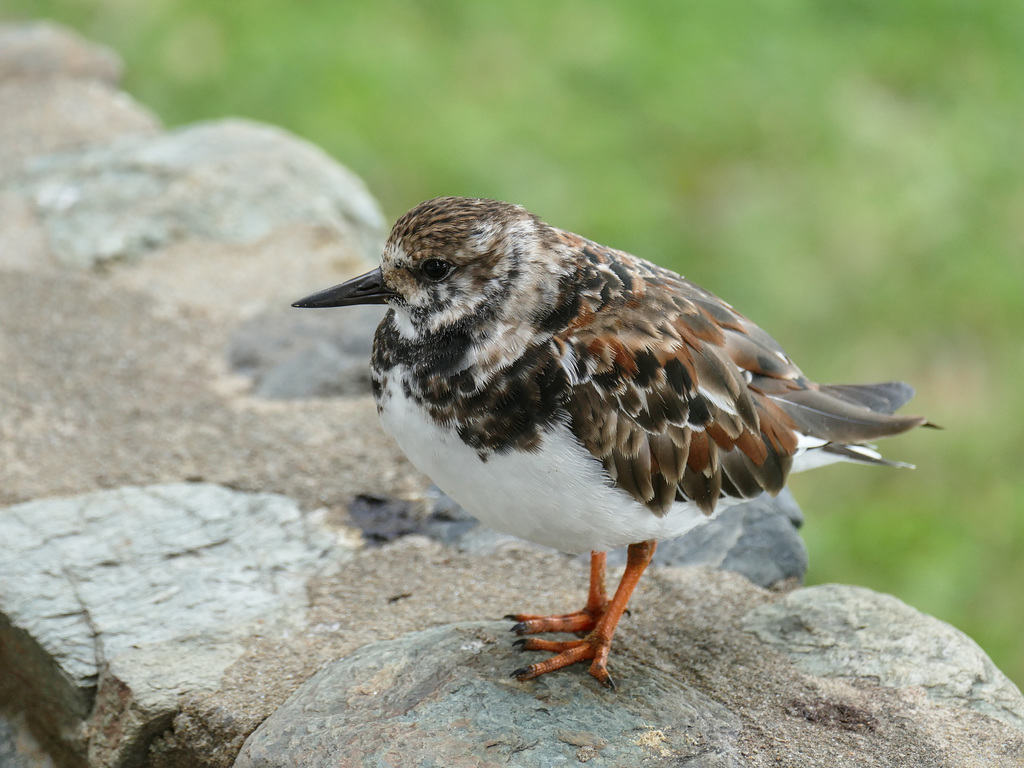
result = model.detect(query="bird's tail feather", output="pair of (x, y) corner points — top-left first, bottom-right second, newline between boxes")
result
(817, 381), (916, 414)
(769, 380), (928, 444)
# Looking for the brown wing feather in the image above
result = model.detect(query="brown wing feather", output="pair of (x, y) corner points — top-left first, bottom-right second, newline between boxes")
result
(558, 239), (803, 516)
(555, 236), (924, 517)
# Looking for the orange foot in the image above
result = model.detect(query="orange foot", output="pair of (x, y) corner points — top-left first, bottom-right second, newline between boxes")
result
(507, 541), (656, 689)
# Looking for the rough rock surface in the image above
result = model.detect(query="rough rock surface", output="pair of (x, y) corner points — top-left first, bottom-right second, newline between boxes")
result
(4, 118), (385, 269)
(744, 584), (1024, 732)
(0, 21), (122, 83)
(0, 709), (56, 768)
(222, 548), (1024, 768)
(0, 18), (409, 514)
(0, 21), (158, 174)
(0, 21), (418, 767)
(0, 484), (342, 766)
(0, 267), (422, 513)
(235, 622), (746, 768)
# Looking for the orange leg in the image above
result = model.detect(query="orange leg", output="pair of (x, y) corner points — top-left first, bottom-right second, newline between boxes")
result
(507, 550), (608, 634)
(509, 540), (656, 688)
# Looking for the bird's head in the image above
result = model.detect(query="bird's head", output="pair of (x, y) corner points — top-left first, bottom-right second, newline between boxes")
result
(293, 197), (571, 340)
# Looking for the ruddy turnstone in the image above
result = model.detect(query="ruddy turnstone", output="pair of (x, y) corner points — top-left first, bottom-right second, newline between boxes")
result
(294, 196), (928, 688)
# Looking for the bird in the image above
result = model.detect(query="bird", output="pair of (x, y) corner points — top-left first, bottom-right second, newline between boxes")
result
(293, 196), (929, 689)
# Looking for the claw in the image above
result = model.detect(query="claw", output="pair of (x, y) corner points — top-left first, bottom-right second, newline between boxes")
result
(504, 542), (656, 688)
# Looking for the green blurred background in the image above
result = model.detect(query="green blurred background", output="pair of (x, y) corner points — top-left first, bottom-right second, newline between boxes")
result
(7, 1), (1022, 684)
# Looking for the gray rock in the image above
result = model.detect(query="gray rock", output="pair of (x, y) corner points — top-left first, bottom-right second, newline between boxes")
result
(419, 485), (529, 555)
(234, 622), (746, 768)
(346, 494), (430, 545)
(228, 304), (387, 398)
(254, 342), (362, 399)
(101, 535), (1024, 767)
(0, 22), (159, 176)
(637, 489), (807, 587)
(5, 118), (385, 268)
(0, 21), (122, 83)
(0, 80), (159, 175)
(340, 489), (539, 555)
(0, 483), (343, 768)
(743, 584), (1024, 732)
(0, 267), (421, 518)
(428, 517), (533, 557)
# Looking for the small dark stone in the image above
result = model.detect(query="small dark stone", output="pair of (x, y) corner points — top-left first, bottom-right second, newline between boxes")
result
(346, 494), (425, 545)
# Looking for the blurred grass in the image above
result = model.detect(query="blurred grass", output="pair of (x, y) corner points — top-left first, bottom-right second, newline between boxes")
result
(6, 0), (1023, 685)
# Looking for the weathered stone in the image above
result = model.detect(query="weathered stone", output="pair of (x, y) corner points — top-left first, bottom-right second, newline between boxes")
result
(423, 491), (531, 556)
(0, 23), (158, 177)
(147, 538), (1024, 768)
(234, 622), (746, 768)
(0, 484), (343, 767)
(0, 268), (423, 515)
(346, 494), (428, 545)
(0, 21), (122, 83)
(634, 489), (807, 588)
(227, 304), (387, 398)
(4, 119), (385, 268)
(0, 79), (160, 178)
(743, 583), (1024, 732)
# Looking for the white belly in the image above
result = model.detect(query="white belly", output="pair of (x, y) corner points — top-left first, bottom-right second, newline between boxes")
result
(378, 376), (731, 554)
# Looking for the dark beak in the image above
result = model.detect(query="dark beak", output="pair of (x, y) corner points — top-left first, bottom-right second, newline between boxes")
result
(292, 268), (398, 308)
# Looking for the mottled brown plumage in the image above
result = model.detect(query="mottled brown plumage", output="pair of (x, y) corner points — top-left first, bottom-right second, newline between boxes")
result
(537, 229), (926, 517)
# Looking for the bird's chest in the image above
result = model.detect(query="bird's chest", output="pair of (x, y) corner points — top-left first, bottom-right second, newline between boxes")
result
(372, 369), (713, 554)
(373, 369), (602, 551)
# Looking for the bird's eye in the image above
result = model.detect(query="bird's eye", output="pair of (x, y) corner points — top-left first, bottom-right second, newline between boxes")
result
(420, 258), (452, 281)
